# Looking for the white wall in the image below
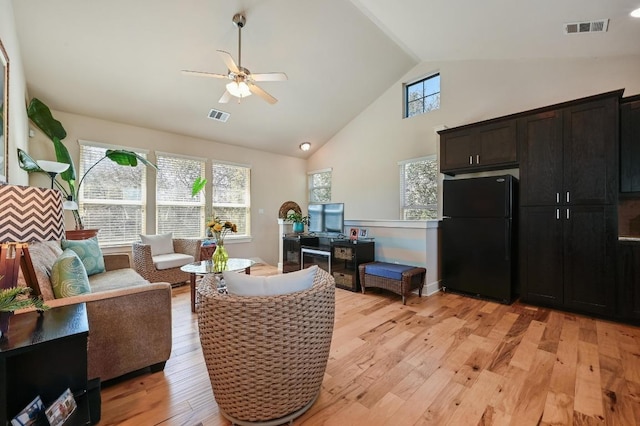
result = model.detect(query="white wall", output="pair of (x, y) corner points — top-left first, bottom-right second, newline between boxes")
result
(0, 0), (29, 185)
(26, 111), (307, 266)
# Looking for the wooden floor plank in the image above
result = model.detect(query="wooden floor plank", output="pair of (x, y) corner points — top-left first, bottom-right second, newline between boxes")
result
(98, 265), (640, 426)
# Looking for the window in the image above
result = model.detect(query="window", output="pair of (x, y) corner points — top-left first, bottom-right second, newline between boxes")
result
(156, 153), (206, 238)
(308, 169), (331, 203)
(78, 141), (148, 245)
(212, 162), (250, 238)
(405, 73), (440, 118)
(400, 156), (438, 220)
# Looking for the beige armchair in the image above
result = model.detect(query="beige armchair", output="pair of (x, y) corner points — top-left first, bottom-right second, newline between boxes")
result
(132, 237), (201, 285)
(197, 267), (335, 425)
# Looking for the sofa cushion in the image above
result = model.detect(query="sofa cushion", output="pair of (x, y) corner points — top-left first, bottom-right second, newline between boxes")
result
(224, 265), (317, 296)
(88, 268), (150, 293)
(51, 249), (92, 298)
(21, 241), (63, 301)
(61, 237), (106, 276)
(152, 253), (194, 270)
(140, 233), (174, 256)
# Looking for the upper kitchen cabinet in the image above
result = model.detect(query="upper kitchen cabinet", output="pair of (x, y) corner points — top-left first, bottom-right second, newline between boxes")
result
(439, 119), (517, 175)
(620, 95), (640, 194)
(519, 90), (621, 207)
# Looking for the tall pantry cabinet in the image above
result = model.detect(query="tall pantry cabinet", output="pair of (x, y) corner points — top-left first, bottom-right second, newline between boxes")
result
(519, 90), (621, 316)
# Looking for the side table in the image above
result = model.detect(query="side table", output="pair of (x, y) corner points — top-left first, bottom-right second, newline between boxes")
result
(0, 304), (93, 425)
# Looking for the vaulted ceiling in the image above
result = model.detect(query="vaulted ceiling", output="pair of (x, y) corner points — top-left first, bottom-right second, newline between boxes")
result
(11, 0), (640, 158)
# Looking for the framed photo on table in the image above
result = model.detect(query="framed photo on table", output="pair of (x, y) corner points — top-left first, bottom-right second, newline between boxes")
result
(359, 228), (368, 238)
(349, 227), (359, 240)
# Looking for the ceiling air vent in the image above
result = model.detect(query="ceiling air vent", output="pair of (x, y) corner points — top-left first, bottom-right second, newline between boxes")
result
(564, 19), (609, 34)
(207, 108), (230, 123)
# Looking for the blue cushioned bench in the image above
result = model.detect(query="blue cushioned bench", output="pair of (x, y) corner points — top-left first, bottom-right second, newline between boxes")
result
(358, 261), (426, 305)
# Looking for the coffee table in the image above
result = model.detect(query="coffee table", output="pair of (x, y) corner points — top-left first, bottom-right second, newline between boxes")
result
(181, 258), (255, 312)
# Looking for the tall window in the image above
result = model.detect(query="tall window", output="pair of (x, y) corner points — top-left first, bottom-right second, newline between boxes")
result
(308, 169), (331, 203)
(78, 141), (148, 245)
(156, 153), (206, 238)
(400, 156), (438, 220)
(212, 162), (250, 238)
(405, 73), (440, 118)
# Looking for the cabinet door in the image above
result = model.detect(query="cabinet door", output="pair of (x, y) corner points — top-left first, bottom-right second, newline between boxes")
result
(519, 206), (564, 307)
(477, 120), (517, 167)
(618, 242), (640, 320)
(563, 205), (617, 316)
(440, 130), (475, 172)
(563, 97), (618, 205)
(620, 99), (640, 193)
(518, 110), (563, 206)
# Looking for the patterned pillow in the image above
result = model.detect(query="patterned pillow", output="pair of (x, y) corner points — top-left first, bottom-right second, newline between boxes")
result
(51, 249), (92, 298)
(61, 237), (105, 276)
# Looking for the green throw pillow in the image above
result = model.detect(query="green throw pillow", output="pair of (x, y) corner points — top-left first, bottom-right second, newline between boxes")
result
(61, 236), (105, 276)
(51, 249), (92, 298)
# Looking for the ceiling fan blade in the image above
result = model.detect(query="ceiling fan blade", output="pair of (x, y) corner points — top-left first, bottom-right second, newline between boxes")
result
(251, 72), (288, 82)
(181, 70), (228, 79)
(219, 90), (232, 104)
(248, 83), (277, 104)
(216, 50), (240, 74)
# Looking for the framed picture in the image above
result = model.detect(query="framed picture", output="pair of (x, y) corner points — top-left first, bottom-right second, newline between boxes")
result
(359, 228), (368, 238)
(349, 227), (359, 240)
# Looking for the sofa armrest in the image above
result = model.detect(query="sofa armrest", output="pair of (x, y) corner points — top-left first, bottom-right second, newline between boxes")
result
(37, 282), (173, 382)
(132, 243), (155, 279)
(103, 253), (131, 271)
(173, 238), (202, 258)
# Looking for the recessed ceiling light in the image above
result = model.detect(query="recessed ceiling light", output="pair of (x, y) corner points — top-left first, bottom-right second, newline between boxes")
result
(299, 142), (311, 151)
(631, 7), (640, 18)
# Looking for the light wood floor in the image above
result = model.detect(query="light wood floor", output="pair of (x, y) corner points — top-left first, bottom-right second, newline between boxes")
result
(99, 265), (640, 425)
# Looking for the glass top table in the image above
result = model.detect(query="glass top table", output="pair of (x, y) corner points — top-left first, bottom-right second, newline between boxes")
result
(181, 258), (255, 313)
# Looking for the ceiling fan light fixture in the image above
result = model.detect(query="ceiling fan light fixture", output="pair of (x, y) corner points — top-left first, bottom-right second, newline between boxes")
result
(226, 81), (252, 98)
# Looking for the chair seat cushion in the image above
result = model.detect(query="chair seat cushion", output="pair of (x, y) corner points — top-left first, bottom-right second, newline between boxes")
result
(89, 268), (150, 293)
(153, 253), (194, 270)
(364, 262), (415, 281)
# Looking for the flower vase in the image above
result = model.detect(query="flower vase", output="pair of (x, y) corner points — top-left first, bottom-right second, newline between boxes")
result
(212, 244), (229, 272)
(293, 222), (304, 233)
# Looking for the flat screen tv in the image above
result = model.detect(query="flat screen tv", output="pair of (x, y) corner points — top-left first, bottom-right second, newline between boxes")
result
(308, 203), (344, 235)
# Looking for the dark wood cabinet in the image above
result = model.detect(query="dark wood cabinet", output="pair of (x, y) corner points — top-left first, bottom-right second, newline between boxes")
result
(331, 240), (375, 292)
(282, 235), (319, 273)
(519, 90), (621, 316)
(0, 304), (91, 425)
(440, 119), (517, 175)
(620, 95), (640, 194)
(618, 240), (640, 320)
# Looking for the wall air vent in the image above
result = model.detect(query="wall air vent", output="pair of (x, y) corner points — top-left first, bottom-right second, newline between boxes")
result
(564, 19), (609, 34)
(207, 108), (230, 122)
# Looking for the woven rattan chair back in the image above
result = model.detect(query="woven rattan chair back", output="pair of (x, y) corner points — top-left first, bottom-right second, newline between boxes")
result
(197, 267), (335, 426)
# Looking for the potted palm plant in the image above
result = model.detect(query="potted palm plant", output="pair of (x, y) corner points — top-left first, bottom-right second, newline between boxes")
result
(17, 98), (157, 231)
(286, 212), (310, 233)
(0, 276), (49, 339)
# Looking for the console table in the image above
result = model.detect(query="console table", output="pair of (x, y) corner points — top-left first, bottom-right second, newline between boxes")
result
(0, 303), (92, 425)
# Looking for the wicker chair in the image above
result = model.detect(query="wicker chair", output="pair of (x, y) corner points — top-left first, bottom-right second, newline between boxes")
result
(132, 238), (201, 285)
(197, 267), (335, 426)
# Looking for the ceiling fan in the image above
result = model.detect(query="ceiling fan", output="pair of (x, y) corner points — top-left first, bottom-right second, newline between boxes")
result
(182, 13), (288, 105)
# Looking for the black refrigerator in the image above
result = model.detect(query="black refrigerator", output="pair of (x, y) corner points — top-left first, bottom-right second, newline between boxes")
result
(441, 175), (518, 303)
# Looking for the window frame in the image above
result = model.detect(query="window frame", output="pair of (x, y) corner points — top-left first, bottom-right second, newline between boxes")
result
(404, 72), (441, 118)
(155, 152), (206, 238)
(211, 160), (251, 240)
(399, 155), (439, 220)
(308, 168), (332, 203)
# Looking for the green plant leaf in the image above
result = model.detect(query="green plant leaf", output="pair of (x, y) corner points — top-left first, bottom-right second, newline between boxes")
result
(27, 98), (67, 141)
(52, 136), (77, 182)
(106, 150), (157, 169)
(191, 176), (207, 197)
(17, 148), (44, 172)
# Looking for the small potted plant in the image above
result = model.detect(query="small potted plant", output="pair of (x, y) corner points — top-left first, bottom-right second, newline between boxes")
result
(286, 212), (310, 233)
(0, 277), (50, 339)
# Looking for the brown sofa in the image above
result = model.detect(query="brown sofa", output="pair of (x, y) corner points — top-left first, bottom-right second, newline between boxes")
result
(20, 241), (172, 383)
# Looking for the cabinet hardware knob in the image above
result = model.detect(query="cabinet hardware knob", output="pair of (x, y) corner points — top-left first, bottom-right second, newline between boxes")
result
(469, 155), (473, 165)
(476, 154), (480, 164)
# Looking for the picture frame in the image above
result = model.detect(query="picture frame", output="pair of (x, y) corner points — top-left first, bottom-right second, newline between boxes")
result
(0, 38), (9, 184)
(349, 227), (359, 240)
(359, 228), (368, 238)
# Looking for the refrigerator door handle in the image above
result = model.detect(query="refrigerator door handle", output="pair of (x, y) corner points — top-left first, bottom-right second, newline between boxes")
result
(505, 219), (511, 261)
